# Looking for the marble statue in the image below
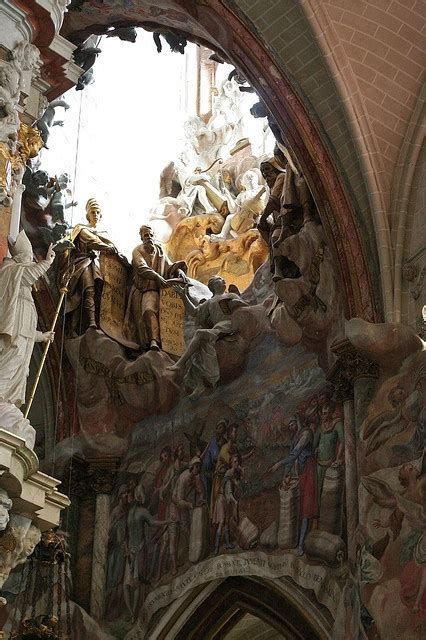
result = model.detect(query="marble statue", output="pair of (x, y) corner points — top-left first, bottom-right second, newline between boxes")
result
(175, 166), (216, 216)
(207, 76), (245, 151)
(211, 170), (266, 240)
(0, 230), (55, 408)
(0, 41), (41, 149)
(182, 115), (235, 170)
(175, 165), (223, 217)
(63, 198), (118, 335)
(0, 515), (41, 593)
(0, 63), (20, 148)
(168, 276), (249, 397)
(35, 98), (70, 147)
(124, 225), (187, 351)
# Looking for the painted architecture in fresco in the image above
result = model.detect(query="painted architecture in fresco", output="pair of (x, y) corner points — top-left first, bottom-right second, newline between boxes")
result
(0, 2), (424, 640)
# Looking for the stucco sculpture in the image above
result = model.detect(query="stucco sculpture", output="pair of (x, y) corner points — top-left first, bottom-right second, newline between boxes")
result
(168, 276), (248, 397)
(211, 170), (265, 240)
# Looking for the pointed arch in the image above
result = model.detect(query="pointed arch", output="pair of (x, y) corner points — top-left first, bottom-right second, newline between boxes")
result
(148, 576), (333, 640)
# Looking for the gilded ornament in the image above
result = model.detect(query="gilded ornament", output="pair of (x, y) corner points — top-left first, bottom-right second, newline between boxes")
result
(18, 123), (43, 161)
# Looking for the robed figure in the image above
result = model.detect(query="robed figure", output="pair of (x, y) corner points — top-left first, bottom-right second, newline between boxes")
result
(63, 198), (118, 335)
(124, 224), (187, 351)
(0, 231), (54, 408)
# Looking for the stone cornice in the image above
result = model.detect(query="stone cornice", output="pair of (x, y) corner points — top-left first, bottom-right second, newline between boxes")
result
(0, 429), (70, 531)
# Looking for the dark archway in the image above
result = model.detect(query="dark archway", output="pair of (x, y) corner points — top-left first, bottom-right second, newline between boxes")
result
(153, 576), (331, 640)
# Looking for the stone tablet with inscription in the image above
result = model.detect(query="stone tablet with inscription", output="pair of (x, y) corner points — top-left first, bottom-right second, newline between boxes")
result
(99, 253), (138, 350)
(160, 288), (185, 356)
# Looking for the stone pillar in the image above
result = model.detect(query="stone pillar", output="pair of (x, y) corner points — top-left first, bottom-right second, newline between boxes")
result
(68, 457), (119, 619)
(67, 457), (95, 612)
(88, 459), (119, 620)
(90, 493), (111, 619)
(328, 340), (379, 569)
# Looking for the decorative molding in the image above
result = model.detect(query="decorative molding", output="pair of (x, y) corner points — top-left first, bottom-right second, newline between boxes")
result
(33, 0), (71, 34)
(0, 1), (33, 49)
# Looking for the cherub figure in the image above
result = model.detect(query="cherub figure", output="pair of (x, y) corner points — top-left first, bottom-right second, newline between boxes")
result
(50, 173), (78, 223)
(362, 385), (423, 456)
(35, 98), (70, 147)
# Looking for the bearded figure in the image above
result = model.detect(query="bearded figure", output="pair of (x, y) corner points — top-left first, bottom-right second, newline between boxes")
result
(124, 225), (187, 351)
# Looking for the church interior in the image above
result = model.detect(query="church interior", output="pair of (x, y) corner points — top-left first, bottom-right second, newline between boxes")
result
(0, 1), (425, 638)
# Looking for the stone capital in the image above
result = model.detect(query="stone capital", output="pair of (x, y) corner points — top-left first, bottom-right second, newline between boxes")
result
(67, 456), (120, 497)
(327, 339), (379, 401)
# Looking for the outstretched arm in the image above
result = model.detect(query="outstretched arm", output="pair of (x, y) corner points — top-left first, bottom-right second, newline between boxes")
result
(173, 283), (197, 316)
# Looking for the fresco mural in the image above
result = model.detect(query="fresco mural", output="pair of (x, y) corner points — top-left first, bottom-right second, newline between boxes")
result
(357, 347), (425, 640)
(99, 336), (348, 638)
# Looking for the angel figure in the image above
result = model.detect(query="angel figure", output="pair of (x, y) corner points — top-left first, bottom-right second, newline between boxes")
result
(362, 462), (426, 614)
(211, 170), (266, 240)
(362, 384), (424, 457)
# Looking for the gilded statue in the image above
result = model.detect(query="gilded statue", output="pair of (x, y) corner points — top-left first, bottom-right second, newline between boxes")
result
(62, 198), (118, 335)
(0, 231), (55, 408)
(124, 225), (187, 351)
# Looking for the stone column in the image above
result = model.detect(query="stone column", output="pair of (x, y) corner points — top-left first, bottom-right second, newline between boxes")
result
(88, 459), (119, 621)
(328, 340), (378, 569)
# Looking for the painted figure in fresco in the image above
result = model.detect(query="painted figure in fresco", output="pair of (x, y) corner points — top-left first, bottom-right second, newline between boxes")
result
(269, 418), (318, 555)
(124, 224), (187, 351)
(211, 423), (240, 513)
(168, 275), (249, 398)
(156, 443), (187, 578)
(363, 463), (426, 616)
(151, 446), (173, 520)
(314, 401), (344, 507)
(304, 394), (321, 433)
(0, 231), (55, 408)
(106, 484), (128, 610)
(123, 481), (171, 623)
(363, 384), (424, 458)
(149, 446), (172, 578)
(200, 419), (227, 508)
(212, 452), (242, 555)
(211, 423), (254, 528)
(63, 198), (119, 335)
(169, 456), (206, 572)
